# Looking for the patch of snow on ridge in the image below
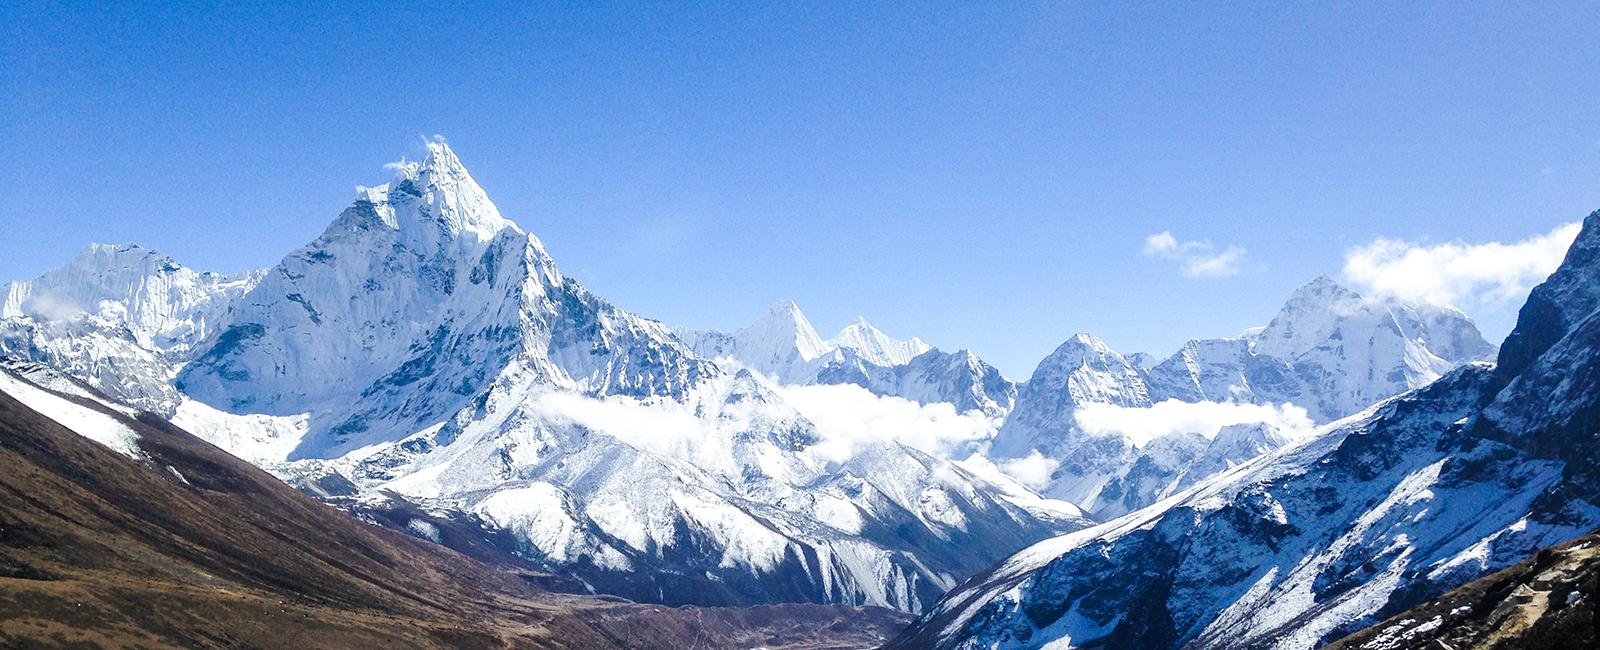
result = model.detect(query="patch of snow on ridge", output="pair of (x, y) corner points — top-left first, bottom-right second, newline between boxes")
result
(473, 483), (632, 570)
(956, 454), (1086, 522)
(0, 369), (142, 459)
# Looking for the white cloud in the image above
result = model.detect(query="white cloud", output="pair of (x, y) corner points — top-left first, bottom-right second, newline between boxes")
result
(776, 383), (999, 463)
(998, 451), (1060, 490)
(1182, 247), (1246, 278)
(527, 370), (1002, 470)
(1074, 399), (1315, 447)
(1341, 222), (1580, 308)
(1143, 230), (1246, 278)
(525, 390), (708, 457)
(1143, 231), (1183, 257)
(956, 451), (1061, 492)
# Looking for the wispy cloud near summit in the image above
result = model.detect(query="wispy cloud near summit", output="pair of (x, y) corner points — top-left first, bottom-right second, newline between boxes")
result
(1341, 222), (1580, 308)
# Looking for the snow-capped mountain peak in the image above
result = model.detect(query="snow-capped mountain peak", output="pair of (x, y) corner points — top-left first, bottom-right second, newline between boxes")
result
(1252, 275), (1369, 358)
(359, 138), (516, 243)
(174, 141), (712, 455)
(2, 242), (262, 355)
(678, 300), (833, 382)
(995, 277), (1495, 514)
(755, 299), (830, 360)
(1056, 332), (1125, 362)
(827, 315), (932, 367)
(988, 332), (1149, 462)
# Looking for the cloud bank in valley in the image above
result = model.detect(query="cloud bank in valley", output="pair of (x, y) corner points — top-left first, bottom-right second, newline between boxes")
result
(517, 380), (1003, 470)
(776, 383), (1000, 463)
(1074, 399), (1315, 447)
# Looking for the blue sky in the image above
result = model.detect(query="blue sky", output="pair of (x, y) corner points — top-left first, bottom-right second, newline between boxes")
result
(3, 2), (1597, 376)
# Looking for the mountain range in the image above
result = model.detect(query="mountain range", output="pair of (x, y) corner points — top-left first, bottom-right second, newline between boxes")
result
(5, 140), (1574, 650)
(690, 273), (1496, 520)
(886, 208), (1600, 649)
(679, 301), (1018, 418)
(2, 142), (1086, 614)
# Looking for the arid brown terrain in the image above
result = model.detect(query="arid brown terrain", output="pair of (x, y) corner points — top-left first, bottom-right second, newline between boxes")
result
(1326, 530), (1599, 650)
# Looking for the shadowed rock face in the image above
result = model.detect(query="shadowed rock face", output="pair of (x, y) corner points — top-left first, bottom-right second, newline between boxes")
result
(0, 365), (910, 649)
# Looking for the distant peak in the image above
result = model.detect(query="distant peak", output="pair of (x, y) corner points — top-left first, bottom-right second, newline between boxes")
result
(1048, 332), (1120, 360)
(760, 300), (812, 328)
(752, 299), (816, 333)
(79, 242), (146, 256)
(827, 314), (933, 366)
(740, 299), (829, 362)
(837, 315), (882, 336)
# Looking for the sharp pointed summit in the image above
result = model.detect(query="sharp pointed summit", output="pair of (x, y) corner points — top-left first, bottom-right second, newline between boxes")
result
(345, 138), (517, 245)
(678, 299), (829, 381)
(174, 140), (712, 456)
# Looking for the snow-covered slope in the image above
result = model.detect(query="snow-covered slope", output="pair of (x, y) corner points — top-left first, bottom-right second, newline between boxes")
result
(681, 302), (1017, 416)
(990, 278), (1495, 516)
(888, 208), (1600, 650)
(1088, 422), (1292, 520)
(300, 366), (1084, 612)
(3, 140), (1086, 613)
(0, 360), (143, 458)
